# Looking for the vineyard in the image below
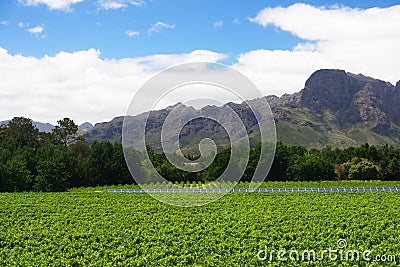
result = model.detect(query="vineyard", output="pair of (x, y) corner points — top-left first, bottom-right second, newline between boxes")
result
(0, 181), (399, 266)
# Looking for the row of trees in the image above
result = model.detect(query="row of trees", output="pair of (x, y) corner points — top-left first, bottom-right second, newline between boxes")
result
(147, 141), (400, 183)
(0, 117), (131, 192)
(1, 116), (400, 192)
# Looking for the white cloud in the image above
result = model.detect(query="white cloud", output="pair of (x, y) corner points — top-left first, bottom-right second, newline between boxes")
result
(18, 22), (25, 28)
(0, 48), (226, 124)
(97, 0), (145, 10)
(238, 3), (400, 95)
(2, 4), (400, 124)
(97, 0), (126, 10)
(18, 0), (83, 11)
(27, 25), (44, 36)
(250, 4), (400, 42)
(213, 20), (223, 28)
(148, 21), (175, 34)
(0, 21), (8, 26)
(125, 30), (140, 37)
(232, 18), (240, 25)
(233, 49), (327, 96)
(129, 0), (144, 6)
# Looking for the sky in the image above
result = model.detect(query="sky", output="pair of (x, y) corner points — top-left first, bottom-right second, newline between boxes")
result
(0, 0), (399, 124)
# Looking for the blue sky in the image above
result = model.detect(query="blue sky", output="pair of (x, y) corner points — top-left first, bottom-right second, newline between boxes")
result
(0, 0), (399, 124)
(1, 0), (398, 60)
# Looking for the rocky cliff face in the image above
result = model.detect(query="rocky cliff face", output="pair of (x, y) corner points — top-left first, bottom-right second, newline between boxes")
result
(84, 69), (400, 149)
(301, 69), (353, 112)
(300, 70), (399, 136)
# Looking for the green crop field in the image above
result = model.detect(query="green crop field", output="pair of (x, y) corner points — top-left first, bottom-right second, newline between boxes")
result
(1, 182), (399, 266)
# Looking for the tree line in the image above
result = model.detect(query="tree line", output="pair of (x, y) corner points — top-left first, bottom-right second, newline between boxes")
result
(1, 117), (400, 192)
(0, 117), (131, 192)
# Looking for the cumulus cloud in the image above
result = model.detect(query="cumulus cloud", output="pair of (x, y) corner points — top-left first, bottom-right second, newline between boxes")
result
(233, 49), (327, 96)
(0, 48), (226, 124)
(242, 3), (400, 93)
(213, 20), (223, 28)
(97, 0), (145, 10)
(250, 3), (400, 41)
(148, 21), (175, 34)
(18, 0), (83, 11)
(27, 25), (44, 36)
(2, 3), (400, 124)
(125, 30), (140, 37)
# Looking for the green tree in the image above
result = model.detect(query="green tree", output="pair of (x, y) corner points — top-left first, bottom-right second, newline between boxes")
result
(287, 153), (335, 181)
(90, 140), (118, 185)
(381, 157), (400, 181)
(202, 148), (230, 181)
(38, 131), (59, 147)
(265, 142), (292, 181)
(348, 160), (378, 180)
(2, 117), (39, 149)
(1, 159), (32, 192)
(0, 125), (7, 144)
(53, 118), (78, 146)
(68, 137), (92, 187)
(34, 159), (70, 192)
(109, 142), (131, 184)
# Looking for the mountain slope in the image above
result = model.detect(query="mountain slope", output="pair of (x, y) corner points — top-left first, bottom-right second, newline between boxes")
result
(83, 69), (400, 150)
(268, 69), (400, 147)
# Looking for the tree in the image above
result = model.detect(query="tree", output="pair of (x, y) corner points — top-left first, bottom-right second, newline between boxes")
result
(202, 148), (230, 181)
(124, 147), (145, 184)
(242, 143), (262, 182)
(265, 142), (292, 181)
(348, 160), (378, 180)
(90, 140), (114, 185)
(334, 164), (346, 180)
(53, 118), (78, 146)
(156, 160), (182, 182)
(286, 153), (335, 181)
(38, 131), (59, 147)
(69, 137), (91, 157)
(1, 159), (32, 192)
(34, 159), (70, 192)
(109, 142), (131, 184)
(68, 137), (92, 187)
(2, 117), (39, 149)
(380, 157), (400, 181)
(0, 125), (7, 144)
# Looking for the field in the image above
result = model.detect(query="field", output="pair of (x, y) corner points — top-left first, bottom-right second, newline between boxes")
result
(0, 181), (399, 266)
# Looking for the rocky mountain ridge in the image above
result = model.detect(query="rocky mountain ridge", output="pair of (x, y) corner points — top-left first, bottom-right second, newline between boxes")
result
(83, 69), (400, 150)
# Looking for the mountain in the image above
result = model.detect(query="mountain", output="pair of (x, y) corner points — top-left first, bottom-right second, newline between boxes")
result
(78, 122), (93, 130)
(83, 69), (400, 151)
(268, 69), (400, 147)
